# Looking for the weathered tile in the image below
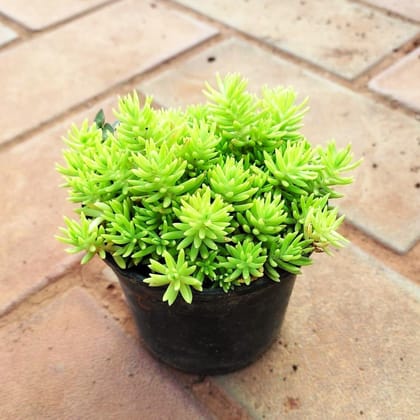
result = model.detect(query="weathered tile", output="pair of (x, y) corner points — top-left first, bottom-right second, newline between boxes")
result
(364, 0), (420, 22)
(0, 21), (16, 46)
(0, 0), (110, 30)
(175, 0), (419, 79)
(369, 47), (420, 111)
(0, 0), (217, 145)
(0, 286), (210, 419)
(213, 246), (420, 419)
(140, 38), (420, 253)
(0, 97), (117, 315)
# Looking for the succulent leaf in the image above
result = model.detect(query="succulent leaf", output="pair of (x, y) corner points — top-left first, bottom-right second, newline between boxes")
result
(169, 187), (233, 261)
(264, 141), (324, 198)
(219, 239), (267, 285)
(114, 93), (158, 152)
(304, 206), (348, 254)
(129, 139), (203, 208)
(145, 250), (202, 305)
(204, 73), (258, 151)
(266, 232), (313, 277)
(56, 213), (108, 265)
(179, 120), (221, 175)
(315, 141), (362, 196)
(237, 192), (287, 243)
(208, 157), (258, 207)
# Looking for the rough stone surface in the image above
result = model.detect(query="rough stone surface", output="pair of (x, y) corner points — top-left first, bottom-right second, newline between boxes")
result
(369, 47), (420, 111)
(363, 0), (420, 22)
(0, 98), (117, 315)
(175, 0), (419, 79)
(0, 21), (16, 46)
(0, 286), (210, 419)
(214, 246), (420, 419)
(0, 0), (217, 145)
(0, 0), (109, 30)
(140, 38), (420, 253)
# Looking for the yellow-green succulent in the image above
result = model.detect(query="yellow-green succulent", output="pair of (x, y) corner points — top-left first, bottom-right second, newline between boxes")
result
(57, 73), (361, 304)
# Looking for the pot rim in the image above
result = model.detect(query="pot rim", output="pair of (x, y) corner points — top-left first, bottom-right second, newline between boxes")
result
(105, 254), (295, 301)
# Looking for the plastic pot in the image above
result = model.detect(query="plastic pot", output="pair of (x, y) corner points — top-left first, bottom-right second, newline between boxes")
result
(106, 258), (296, 375)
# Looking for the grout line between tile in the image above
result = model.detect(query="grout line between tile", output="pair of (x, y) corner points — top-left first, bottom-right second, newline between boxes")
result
(349, 244), (420, 301)
(0, 31), (221, 153)
(351, 0), (420, 25)
(0, 256), (82, 324)
(0, 0), (418, 153)
(162, 0), (420, 120)
(0, 0), (123, 37)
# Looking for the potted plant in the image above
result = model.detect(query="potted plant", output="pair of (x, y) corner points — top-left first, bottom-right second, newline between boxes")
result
(57, 73), (361, 374)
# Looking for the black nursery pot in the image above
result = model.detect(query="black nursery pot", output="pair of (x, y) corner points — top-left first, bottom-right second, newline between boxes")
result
(107, 258), (296, 375)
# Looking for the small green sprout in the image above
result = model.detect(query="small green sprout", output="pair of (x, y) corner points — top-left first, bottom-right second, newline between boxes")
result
(146, 250), (202, 305)
(57, 213), (107, 264)
(209, 157), (258, 210)
(219, 239), (267, 285)
(163, 187), (234, 261)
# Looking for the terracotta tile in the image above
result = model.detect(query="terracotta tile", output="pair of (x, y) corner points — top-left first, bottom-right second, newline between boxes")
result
(369, 47), (420, 112)
(363, 0), (420, 22)
(0, 21), (16, 46)
(0, 97), (117, 315)
(0, 286), (210, 419)
(0, 0), (217, 145)
(175, 0), (418, 79)
(0, 0), (110, 30)
(213, 246), (420, 419)
(140, 38), (420, 253)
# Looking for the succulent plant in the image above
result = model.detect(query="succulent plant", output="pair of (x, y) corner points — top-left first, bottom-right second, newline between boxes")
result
(57, 73), (361, 304)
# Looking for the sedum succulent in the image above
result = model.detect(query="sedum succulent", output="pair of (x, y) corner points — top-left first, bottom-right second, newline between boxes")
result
(57, 73), (361, 304)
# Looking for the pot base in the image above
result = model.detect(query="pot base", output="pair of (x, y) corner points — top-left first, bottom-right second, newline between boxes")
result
(141, 337), (278, 376)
